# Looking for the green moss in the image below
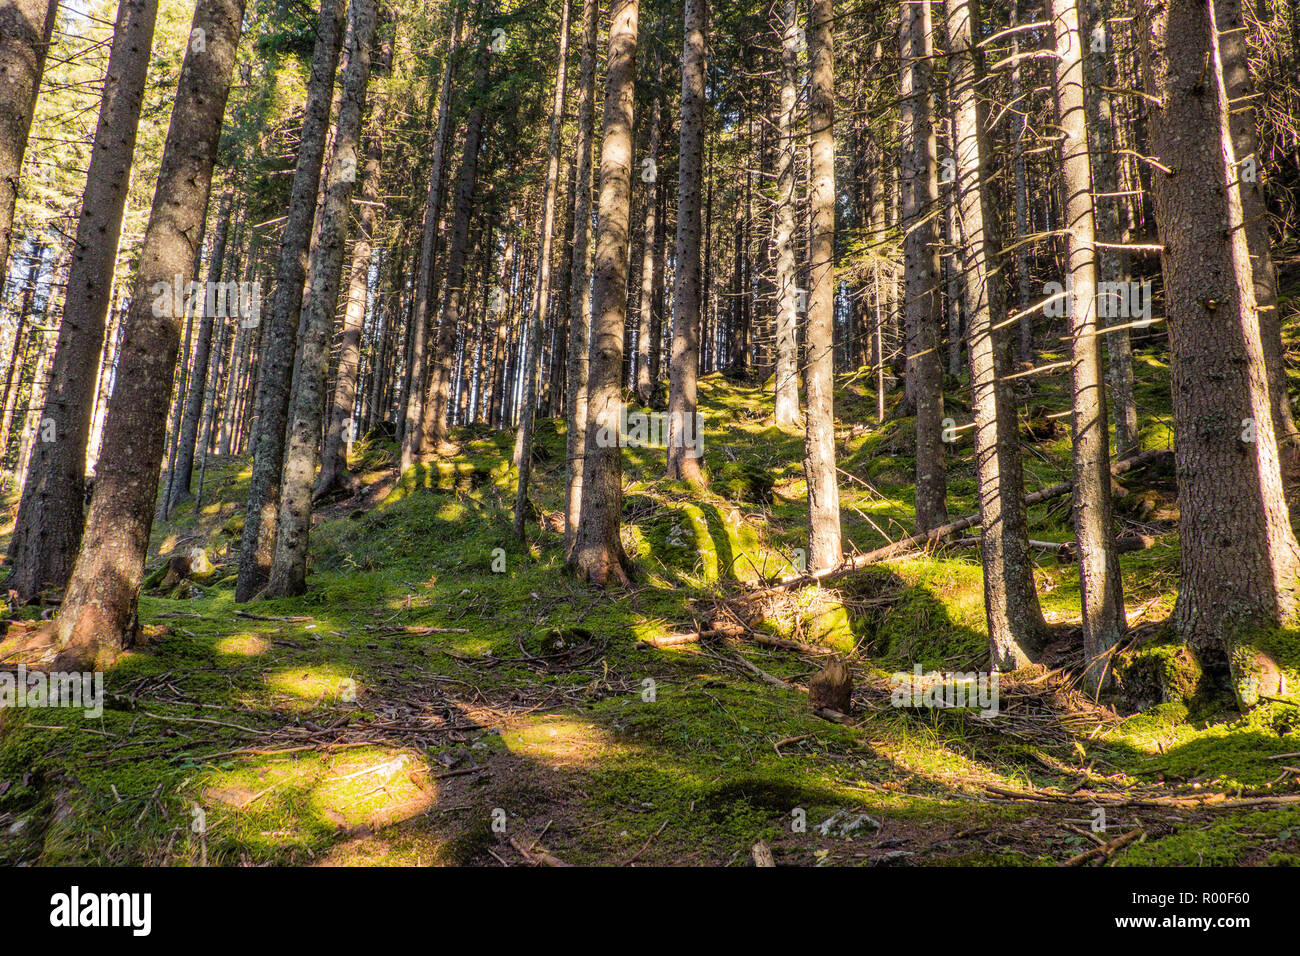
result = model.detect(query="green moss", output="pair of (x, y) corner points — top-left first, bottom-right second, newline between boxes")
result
(1109, 630), (1206, 713)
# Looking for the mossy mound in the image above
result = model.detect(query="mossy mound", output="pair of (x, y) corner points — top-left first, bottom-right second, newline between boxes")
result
(1109, 630), (1206, 714)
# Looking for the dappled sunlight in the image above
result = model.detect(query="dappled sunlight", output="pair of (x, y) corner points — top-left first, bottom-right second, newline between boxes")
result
(215, 633), (270, 657)
(500, 714), (622, 769)
(265, 664), (359, 706)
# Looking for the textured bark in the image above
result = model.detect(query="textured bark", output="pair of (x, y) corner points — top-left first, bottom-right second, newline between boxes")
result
(1053, 0), (1126, 691)
(773, 0), (800, 426)
(7, 0), (158, 602)
(0, 0), (55, 279)
(513, 0), (571, 540)
(421, 44), (490, 453)
(236, 0), (344, 602)
(1138, 0), (1300, 671)
(547, 160), (577, 418)
(317, 21), (391, 499)
(1213, 0), (1297, 446)
(900, 0), (949, 533)
(399, 5), (461, 468)
(55, 0), (245, 666)
(564, 0), (599, 556)
(634, 47), (662, 406)
(803, 0), (842, 573)
(169, 184), (233, 507)
(1010, 0), (1034, 365)
(569, 0), (638, 585)
(1084, 0), (1139, 460)
(266, 0), (377, 599)
(666, 0), (706, 484)
(947, 0), (1047, 668)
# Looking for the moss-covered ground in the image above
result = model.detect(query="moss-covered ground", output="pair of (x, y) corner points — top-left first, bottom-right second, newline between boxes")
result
(2, 324), (1300, 866)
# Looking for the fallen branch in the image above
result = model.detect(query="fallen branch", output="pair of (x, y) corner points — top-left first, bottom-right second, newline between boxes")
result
(984, 782), (1300, 810)
(233, 610), (314, 623)
(509, 835), (572, 867)
(1061, 828), (1145, 866)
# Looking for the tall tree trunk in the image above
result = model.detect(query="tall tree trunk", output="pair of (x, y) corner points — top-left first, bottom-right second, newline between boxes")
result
(569, 0), (639, 585)
(6, 0), (159, 602)
(1084, 0), (1139, 460)
(168, 184), (233, 507)
(513, 0), (571, 540)
(218, 236), (259, 455)
(803, 0), (841, 572)
(0, 242), (42, 458)
(317, 20), (391, 499)
(235, 0), (345, 602)
(634, 45), (662, 406)
(55, 0), (245, 665)
(1213, 0), (1297, 448)
(947, 0), (1047, 668)
(399, 4), (461, 469)
(266, 0), (377, 599)
(900, 0), (949, 532)
(773, 0), (800, 426)
(1139, 0), (1300, 704)
(1010, 0), (1034, 365)
(564, 0), (599, 556)
(665, 0), (706, 484)
(1053, 0), (1126, 691)
(548, 158), (577, 417)
(0, 0), (56, 278)
(158, 232), (204, 521)
(420, 42), (490, 453)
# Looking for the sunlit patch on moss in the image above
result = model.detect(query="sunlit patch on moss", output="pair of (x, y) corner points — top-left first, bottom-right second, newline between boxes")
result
(215, 633), (270, 657)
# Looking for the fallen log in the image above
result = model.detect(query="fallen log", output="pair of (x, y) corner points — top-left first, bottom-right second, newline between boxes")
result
(738, 448), (1172, 602)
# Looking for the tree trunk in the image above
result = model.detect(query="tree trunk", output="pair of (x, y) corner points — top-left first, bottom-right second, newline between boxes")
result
(900, 0), (949, 532)
(512, 0), (571, 540)
(1053, 0), (1126, 691)
(947, 0), (1047, 668)
(0, 0), (56, 278)
(569, 0), (639, 585)
(634, 46), (662, 406)
(399, 5), (461, 469)
(1084, 0), (1140, 461)
(6, 0), (159, 602)
(266, 0), (377, 599)
(666, 0), (707, 484)
(564, 0), (599, 556)
(169, 184), (234, 507)
(1139, 0), (1300, 702)
(316, 21), (391, 499)
(773, 0), (800, 426)
(421, 43), (490, 453)
(1213, 0), (1297, 447)
(803, 0), (842, 572)
(236, 0), (345, 602)
(55, 0), (245, 666)
(0, 242), (43, 458)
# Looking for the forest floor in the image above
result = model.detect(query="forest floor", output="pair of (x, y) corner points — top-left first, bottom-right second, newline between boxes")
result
(4, 326), (1300, 866)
